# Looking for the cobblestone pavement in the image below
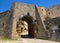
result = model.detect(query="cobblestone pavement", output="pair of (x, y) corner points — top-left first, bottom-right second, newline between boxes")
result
(0, 38), (59, 43)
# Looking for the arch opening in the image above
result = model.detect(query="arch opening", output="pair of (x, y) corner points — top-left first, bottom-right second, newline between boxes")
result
(16, 13), (34, 38)
(21, 15), (34, 38)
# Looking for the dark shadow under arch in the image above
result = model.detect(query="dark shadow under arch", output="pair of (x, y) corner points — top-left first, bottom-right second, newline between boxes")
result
(21, 14), (34, 38)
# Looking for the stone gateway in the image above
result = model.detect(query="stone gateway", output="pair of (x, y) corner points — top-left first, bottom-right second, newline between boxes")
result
(1, 2), (60, 41)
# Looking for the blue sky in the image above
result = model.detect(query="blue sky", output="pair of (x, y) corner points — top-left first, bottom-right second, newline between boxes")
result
(0, 0), (60, 12)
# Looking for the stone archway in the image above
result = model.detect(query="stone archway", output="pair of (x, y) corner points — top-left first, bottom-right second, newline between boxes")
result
(21, 14), (34, 38)
(16, 13), (35, 38)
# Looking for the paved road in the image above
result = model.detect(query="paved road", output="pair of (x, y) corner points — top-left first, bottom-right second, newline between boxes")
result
(0, 38), (59, 43)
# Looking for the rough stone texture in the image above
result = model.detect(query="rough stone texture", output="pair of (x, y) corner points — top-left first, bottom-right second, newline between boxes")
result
(35, 6), (48, 39)
(11, 2), (48, 39)
(11, 2), (35, 39)
(0, 2), (48, 39)
(46, 5), (60, 19)
(37, 7), (47, 21)
(1, 2), (60, 41)
(0, 11), (12, 38)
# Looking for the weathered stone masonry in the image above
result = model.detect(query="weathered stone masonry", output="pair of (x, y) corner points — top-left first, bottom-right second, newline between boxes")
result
(11, 2), (48, 39)
(0, 2), (60, 41)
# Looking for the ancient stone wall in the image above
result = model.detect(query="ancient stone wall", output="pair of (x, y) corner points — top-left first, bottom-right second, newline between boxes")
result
(35, 6), (48, 39)
(45, 5), (60, 41)
(11, 2), (35, 39)
(0, 11), (12, 38)
(37, 7), (47, 21)
(11, 2), (48, 39)
(46, 5), (60, 19)
(2, 2), (60, 40)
